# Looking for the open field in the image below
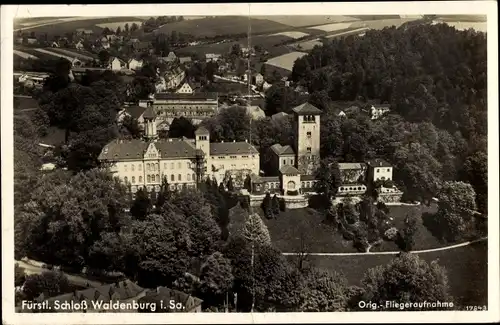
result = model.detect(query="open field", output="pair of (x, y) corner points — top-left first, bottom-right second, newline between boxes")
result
(363, 17), (420, 30)
(265, 51), (307, 72)
(14, 50), (39, 60)
(16, 48), (60, 61)
(306, 241), (488, 308)
(439, 21), (487, 32)
(308, 22), (355, 32)
(270, 31), (309, 39)
(48, 48), (97, 61)
(436, 15), (487, 22)
(14, 17), (147, 35)
(95, 21), (144, 31)
(154, 16), (294, 37)
(253, 15), (360, 27)
(33, 48), (76, 62)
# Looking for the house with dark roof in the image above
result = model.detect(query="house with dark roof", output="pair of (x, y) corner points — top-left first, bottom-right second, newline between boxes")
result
(138, 287), (203, 313)
(117, 105), (148, 125)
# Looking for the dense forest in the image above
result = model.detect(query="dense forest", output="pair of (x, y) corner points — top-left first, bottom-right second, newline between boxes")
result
(286, 23), (487, 212)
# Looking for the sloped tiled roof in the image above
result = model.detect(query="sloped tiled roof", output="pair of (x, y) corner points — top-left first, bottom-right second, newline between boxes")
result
(99, 139), (198, 161)
(124, 105), (147, 119)
(155, 92), (218, 101)
(300, 174), (316, 181)
(292, 102), (322, 115)
(366, 159), (392, 168)
(142, 106), (156, 119)
(210, 141), (258, 155)
(194, 126), (209, 135)
(43, 280), (144, 309)
(270, 144), (295, 156)
(280, 165), (300, 175)
(138, 287), (202, 312)
(271, 112), (289, 122)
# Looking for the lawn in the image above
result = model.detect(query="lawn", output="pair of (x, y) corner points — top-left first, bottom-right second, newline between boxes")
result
(154, 16), (294, 38)
(40, 127), (66, 146)
(265, 51), (308, 72)
(305, 240), (488, 308)
(48, 48), (97, 62)
(14, 96), (39, 111)
(229, 203), (441, 254)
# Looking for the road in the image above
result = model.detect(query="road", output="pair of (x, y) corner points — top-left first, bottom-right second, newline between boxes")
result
(15, 260), (106, 288)
(282, 237), (487, 256)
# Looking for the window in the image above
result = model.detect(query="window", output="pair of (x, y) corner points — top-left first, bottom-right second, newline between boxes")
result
(376, 168), (380, 172)
(124, 164), (128, 172)
(156, 163), (159, 171)
(138, 164), (142, 171)
(282, 159), (286, 165)
(387, 168), (390, 172)
(192, 173), (196, 181)
(156, 174), (160, 182)
(124, 176), (128, 183)
(307, 131), (311, 138)
(178, 174), (182, 181)
(147, 175), (151, 182)
(131, 164), (135, 172)
(230, 156), (237, 159)
(187, 174), (191, 181)
(132, 176), (135, 184)
(290, 159), (294, 165)
(171, 174), (175, 181)
(306, 147), (312, 153)
(164, 163), (167, 169)
(151, 175), (155, 182)
(177, 162), (181, 169)
(171, 163), (174, 169)
(147, 163), (151, 172)
(139, 176), (143, 183)
(187, 162), (191, 169)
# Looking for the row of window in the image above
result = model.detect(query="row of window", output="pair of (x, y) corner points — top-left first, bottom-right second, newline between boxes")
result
(340, 186), (366, 192)
(375, 168), (391, 173)
(217, 163), (255, 170)
(216, 155), (256, 160)
(124, 173), (197, 184)
(282, 159), (295, 166)
(123, 162), (192, 172)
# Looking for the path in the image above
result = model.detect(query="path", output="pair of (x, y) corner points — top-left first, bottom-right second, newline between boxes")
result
(15, 260), (106, 288)
(282, 237), (487, 256)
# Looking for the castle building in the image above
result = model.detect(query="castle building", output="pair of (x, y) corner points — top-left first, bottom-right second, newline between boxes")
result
(98, 106), (258, 198)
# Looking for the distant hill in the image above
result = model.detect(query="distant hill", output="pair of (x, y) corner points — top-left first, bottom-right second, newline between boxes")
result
(252, 15), (360, 27)
(154, 16), (294, 37)
(14, 17), (149, 34)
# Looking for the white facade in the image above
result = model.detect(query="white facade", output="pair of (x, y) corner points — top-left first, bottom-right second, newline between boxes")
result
(372, 166), (393, 182)
(371, 105), (390, 120)
(128, 59), (144, 71)
(109, 58), (123, 71)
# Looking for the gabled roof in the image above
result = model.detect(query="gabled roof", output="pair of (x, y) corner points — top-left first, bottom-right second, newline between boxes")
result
(210, 141), (258, 155)
(280, 165), (300, 175)
(124, 105), (147, 119)
(271, 112), (289, 121)
(292, 102), (322, 115)
(366, 159), (392, 168)
(270, 144), (295, 156)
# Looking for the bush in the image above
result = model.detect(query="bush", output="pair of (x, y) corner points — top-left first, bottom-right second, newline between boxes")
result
(278, 198), (286, 211)
(384, 227), (398, 241)
(15, 264), (26, 287)
(23, 271), (71, 301)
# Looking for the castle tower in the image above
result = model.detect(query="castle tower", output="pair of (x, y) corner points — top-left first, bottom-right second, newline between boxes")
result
(143, 106), (158, 141)
(292, 102), (322, 175)
(194, 126), (210, 181)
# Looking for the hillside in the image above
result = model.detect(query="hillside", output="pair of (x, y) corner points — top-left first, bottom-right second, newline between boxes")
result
(252, 15), (360, 27)
(154, 16), (294, 37)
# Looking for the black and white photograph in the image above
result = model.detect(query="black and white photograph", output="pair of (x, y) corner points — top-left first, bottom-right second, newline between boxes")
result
(1, 2), (498, 324)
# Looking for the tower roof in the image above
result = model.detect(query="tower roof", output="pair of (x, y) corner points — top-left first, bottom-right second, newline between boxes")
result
(143, 106), (156, 119)
(195, 126), (210, 135)
(292, 102), (322, 115)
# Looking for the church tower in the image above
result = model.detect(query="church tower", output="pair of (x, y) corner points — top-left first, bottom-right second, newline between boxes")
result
(194, 126), (210, 181)
(292, 102), (322, 175)
(143, 106), (158, 141)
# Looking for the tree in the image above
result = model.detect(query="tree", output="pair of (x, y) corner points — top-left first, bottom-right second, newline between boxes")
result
(242, 213), (271, 245)
(461, 151), (487, 213)
(130, 188), (152, 220)
(155, 176), (171, 210)
(124, 23), (130, 34)
(130, 23), (139, 32)
(226, 177), (235, 192)
(271, 195), (280, 216)
(397, 211), (419, 251)
(98, 50), (111, 65)
(297, 268), (349, 312)
(198, 252), (234, 308)
(360, 253), (451, 310)
(243, 175), (252, 192)
(167, 117), (196, 139)
(22, 271), (71, 301)
(17, 169), (129, 269)
(262, 193), (273, 219)
(15, 264), (26, 287)
(120, 115), (142, 139)
(115, 26), (122, 35)
(314, 158), (342, 204)
(434, 181), (479, 242)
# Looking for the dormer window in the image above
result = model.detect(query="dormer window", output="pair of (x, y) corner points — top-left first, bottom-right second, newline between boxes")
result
(306, 131), (311, 138)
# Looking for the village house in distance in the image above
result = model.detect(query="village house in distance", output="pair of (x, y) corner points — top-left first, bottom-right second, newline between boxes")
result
(99, 102), (403, 208)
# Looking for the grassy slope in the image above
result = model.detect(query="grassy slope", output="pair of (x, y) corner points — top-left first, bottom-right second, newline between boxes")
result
(154, 16), (294, 37)
(253, 15), (360, 27)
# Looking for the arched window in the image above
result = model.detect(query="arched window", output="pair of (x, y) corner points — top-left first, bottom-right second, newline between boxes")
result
(131, 164), (135, 171)
(192, 173), (196, 181)
(147, 175), (151, 182)
(124, 176), (128, 183)
(132, 176), (136, 184)
(171, 174), (175, 181)
(178, 174), (182, 181)
(139, 176), (143, 183)
(156, 174), (160, 182)
(287, 181), (296, 190)
(147, 163), (151, 171)
(156, 163), (159, 171)
(187, 174), (191, 181)
(138, 164), (142, 171)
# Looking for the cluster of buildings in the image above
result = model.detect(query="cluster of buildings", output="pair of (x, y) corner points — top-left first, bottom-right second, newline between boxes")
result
(105, 100), (402, 204)
(20, 280), (203, 313)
